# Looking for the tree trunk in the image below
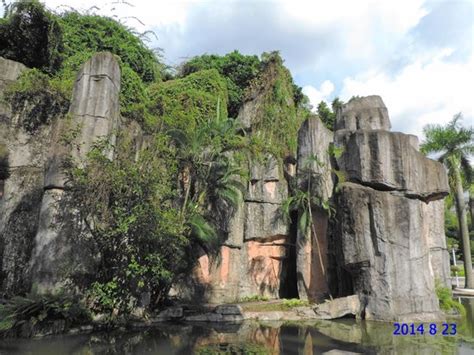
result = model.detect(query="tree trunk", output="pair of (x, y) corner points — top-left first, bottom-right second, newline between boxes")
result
(453, 165), (473, 288)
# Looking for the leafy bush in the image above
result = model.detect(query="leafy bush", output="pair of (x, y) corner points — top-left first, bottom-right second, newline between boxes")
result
(180, 51), (261, 118)
(148, 69), (228, 132)
(3, 68), (69, 132)
(435, 281), (465, 315)
(66, 133), (189, 314)
(0, 293), (90, 337)
(0, 0), (63, 74)
(58, 11), (161, 83)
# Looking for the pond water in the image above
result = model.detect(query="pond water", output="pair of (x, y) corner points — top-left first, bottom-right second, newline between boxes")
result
(1, 298), (473, 355)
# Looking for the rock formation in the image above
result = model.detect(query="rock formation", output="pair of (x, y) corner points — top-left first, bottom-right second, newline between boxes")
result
(330, 96), (450, 321)
(183, 156), (293, 303)
(0, 57), (45, 296)
(0, 50), (451, 323)
(296, 117), (334, 302)
(30, 52), (121, 293)
(0, 53), (120, 295)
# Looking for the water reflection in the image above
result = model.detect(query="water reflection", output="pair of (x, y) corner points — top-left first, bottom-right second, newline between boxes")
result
(1, 300), (473, 355)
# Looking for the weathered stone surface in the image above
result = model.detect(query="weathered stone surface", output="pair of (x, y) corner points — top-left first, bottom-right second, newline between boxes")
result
(44, 52), (121, 188)
(0, 57), (48, 296)
(296, 116), (334, 302)
(334, 182), (442, 321)
(30, 52), (121, 293)
(247, 155), (287, 203)
(244, 202), (288, 241)
(297, 116), (334, 201)
(335, 95), (390, 131)
(313, 295), (361, 320)
(335, 130), (449, 201)
(424, 199), (451, 287)
(184, 237), (290, 303)
(0, 57), (26, 102)
(214, 304), (243, 315)
(296, 208), (330, 302)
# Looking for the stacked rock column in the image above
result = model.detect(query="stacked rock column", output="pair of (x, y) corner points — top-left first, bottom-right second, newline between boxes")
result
(332, 95), (450, 321)
(30, 52), (121, 294)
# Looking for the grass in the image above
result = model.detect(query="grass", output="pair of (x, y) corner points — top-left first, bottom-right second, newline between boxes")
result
(239, 298), (310, 312)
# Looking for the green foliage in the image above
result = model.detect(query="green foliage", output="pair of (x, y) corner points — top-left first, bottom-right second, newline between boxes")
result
(149, 69), (228, 132)
(168, 115), (247, 244)
(0, 293), (90, 337)
(66, 132), (189, 314)
(0, 144), (9, 180)
(282, 298), (309, 308)
(58, 11), (161, 83)
(239, 295), (269, 302)
(180, 50), (261, 118)
(435, 281), (465, 316)
(316, 97), (343, 131)
(317, 101), (335, 130)
(0, 0), (63, 73)
(3, 68), (69, 132)
(244, 51), (308, 157)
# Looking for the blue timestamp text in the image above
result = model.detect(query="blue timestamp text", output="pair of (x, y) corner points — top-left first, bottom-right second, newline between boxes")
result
(393, 323), (456, 336)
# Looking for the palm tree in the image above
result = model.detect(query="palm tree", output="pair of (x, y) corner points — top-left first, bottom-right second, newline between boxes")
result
(421, 113), (474, 288)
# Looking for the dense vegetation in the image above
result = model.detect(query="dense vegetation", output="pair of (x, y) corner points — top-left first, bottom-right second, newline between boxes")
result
(179, 51), (261, 118)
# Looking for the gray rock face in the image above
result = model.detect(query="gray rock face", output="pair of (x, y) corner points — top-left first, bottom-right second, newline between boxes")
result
(335, 95), (390, 131)
(329, 95), (449, 321)
(334, 183), (442, 321)
(335, 130), (449, 201)
(295, 117), (334, 302)
(30, 52), (121, 293)
(313, 295), (361, 320)
(0, 57), (46, 296)
(297, 117), (334, 201)
(424, 199), (451, 287)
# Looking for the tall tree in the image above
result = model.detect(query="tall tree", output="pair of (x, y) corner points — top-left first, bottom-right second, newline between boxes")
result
(421, 113), (474, 288)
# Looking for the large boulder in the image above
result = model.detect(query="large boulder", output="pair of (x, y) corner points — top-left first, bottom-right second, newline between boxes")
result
(335, 130), (449, 201)
(335, 95), (390, 131)
(334, 182), (442, 321)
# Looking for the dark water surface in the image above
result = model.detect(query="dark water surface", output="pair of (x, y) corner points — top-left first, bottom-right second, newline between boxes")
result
(1, 298), (473, 355)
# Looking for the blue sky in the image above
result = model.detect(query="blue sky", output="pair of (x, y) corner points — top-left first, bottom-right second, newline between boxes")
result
(39, 0), (473, 138)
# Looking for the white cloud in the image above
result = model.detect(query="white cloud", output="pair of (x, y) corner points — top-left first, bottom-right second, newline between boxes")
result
(303, 80), (335, 110)
(340, 49), (474, 138)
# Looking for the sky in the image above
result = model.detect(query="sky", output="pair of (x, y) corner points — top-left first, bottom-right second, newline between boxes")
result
(34, 0), (474, 138)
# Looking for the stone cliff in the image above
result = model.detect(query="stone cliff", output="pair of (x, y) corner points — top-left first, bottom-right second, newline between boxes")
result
(0, 54), (451, 321)
(329, 96), (450, 321)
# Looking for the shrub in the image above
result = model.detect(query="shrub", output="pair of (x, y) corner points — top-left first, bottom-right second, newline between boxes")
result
(435, 281), (465, 315)
(58, 11), (161, 83)
(0, 0), (63, 74)
(180, 51), (261, 118)
(148, 69), (228, 133)
(66, 132), (189, 314)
